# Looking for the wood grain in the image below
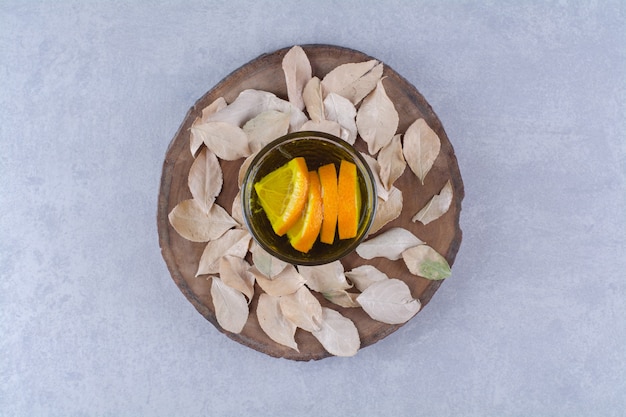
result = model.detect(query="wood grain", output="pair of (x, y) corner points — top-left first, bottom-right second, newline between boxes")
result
(157, 44), (464, 361)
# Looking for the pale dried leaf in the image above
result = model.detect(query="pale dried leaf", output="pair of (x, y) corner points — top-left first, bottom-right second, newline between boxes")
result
(190, 97), (228, 155)
(298, 120), (342, 138)
(360, 152), (389, 201)
(356, 278), (421, 324)
(402, 245), (451, 281)
(321, 59), (379, 104)
(231, 190), (245, 227)
(323, 93), (357, 144)
(279, 286), (323, 332)
(378, 134), (406, 191)
(412, 180), (453, 225)
(347, 62), (384, 105)
(356, 79), (399, 155)
(190, 121), (251, 161)
(196, 228), (251, 275)
(211, 277), (249, 334)
(188, 147), (222, 211)
(298, 261), (351, 293)
(168, 199), (236, 243)
(238, 152), (257, 189)
(368, 186), (403, 234)
(311, 307), (360, 357)
(323, 290), (360, 308)
(345, 265), (389, 292)
(219, 255), (255, 301)
(250, 242), (288, 278)
(201, 97), (228, 122)
(256, 293), (298, 351)
(204, 89), (307, 131)
(251, 264), (305, 297)
(402, 118), (441, 185)
(302, 76), (324, 122)
(243, 110), (290, 153)
(282, 45), (312, 111)
(356, 227), (424, 260)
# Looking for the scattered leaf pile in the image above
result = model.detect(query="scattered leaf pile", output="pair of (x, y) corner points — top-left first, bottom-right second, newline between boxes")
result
(168, 45), (455, 357)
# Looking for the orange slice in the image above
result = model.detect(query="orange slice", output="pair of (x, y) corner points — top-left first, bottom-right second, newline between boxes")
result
(318, 163), (339, 244)
(254, 157), (309, 236)
(287, 170), (323, 253)
(337, 160), (361, 240)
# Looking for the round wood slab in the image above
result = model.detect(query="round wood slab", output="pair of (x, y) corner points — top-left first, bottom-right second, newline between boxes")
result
(157, 44), (464, 361)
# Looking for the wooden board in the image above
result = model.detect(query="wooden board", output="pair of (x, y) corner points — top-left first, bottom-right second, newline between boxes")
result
(157, 44), (464, 361)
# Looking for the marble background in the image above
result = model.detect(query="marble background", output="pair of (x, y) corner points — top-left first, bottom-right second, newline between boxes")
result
(1, 1), (625, 416)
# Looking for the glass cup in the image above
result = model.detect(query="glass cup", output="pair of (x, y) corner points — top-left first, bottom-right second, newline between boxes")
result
(241, 131), (377, 265)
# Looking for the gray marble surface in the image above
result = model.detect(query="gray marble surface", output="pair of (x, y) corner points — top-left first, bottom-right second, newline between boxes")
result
(1, 1), (625, 416)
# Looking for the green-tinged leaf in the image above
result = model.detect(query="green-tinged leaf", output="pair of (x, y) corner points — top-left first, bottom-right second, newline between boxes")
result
(402, 245), (451, 280)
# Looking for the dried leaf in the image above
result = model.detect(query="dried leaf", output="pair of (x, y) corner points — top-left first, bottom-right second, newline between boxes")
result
(231, 190), (245, 227)
(345, 265), (389, 292)
(204, 89), (307, 131)
(402, 245), (451, 281)
(188, 147), (222, 211)
(378, 134), (406, 191)
(196, 228), (251, 275)
(356, 79), (399, 155)
(321, 59), (380, 105)
(360, 152), (390, 201)
(279, 286), (323, 332)
(238, 152), (257, 189)
(168, 199), (237, 243)
(356, 279), (421, 324)
(412, 180), (453, 225)
(211, 277), (249, 334)
(298, 261), (351, 293)
(356, 227), (424, 260)
(282, 45), (312, 111)
(257, 293), (298, 351)
(190, 97), (227, 155)
(311, 307), (360, 357)
(219, 255), (255, 302)
(200, 97), (228, 122)
(323, 93), (357, 144)
(302, 76), (324, 122)
(368, 186), (403, 234)
(250, 242), (288, 278)
(190, 121), (250, 161)
(298, 120), (342, 138)
(251, 264), (305, 297)
(243, 110), (290, 153)
(402, 118), (441, 185)
(323, 290), (360, 308)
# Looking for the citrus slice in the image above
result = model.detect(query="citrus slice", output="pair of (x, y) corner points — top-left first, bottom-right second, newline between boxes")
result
(287, 170), (323, 253)
(318, 163), (339, 244)
(337, 160), (361, 240)
(254, 157), (309, 236)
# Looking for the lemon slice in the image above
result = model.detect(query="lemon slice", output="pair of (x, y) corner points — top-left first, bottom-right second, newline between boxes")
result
(254, 157), (309, 236)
